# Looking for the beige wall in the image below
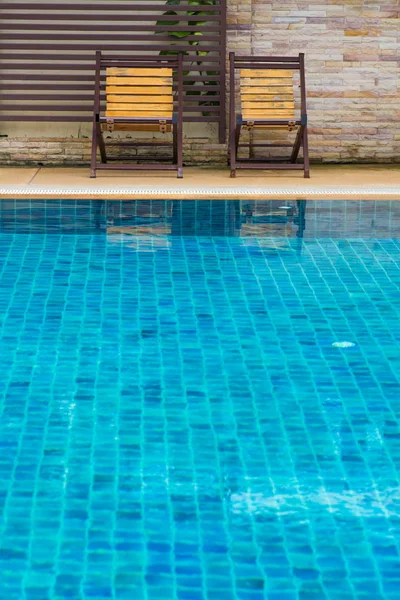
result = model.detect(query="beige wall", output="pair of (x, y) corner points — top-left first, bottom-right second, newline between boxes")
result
(1, 0), (399, 165)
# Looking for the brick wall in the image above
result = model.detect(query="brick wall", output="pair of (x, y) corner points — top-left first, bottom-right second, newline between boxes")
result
(1, 1), (399, 166)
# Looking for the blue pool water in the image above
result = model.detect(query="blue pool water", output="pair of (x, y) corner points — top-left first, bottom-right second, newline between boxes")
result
(1, 200), (400, 600)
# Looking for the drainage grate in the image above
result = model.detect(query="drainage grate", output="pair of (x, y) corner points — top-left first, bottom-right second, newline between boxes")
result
(1, 187), (400, 197)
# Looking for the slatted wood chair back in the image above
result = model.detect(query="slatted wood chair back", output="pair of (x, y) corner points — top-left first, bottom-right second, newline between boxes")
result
(239, 69), (295, 121)
(228, 53), (309, 178)
(91, 52), (184, 178)
(105, 67), (174, 119)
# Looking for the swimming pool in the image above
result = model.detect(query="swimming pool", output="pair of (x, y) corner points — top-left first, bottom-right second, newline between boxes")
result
(1, 200), (400, 600)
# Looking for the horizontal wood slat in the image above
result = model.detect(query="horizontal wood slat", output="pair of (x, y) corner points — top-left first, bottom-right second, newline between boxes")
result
(107, 103), (173, 110)
(107, 95), (173, 103)
(107, 103), (172, 111)
(105, 110), (173, 117)
(0, 44), (222, 52)
(0, 14), (223, 22)
(240, 69), (293, 78)
(0, 3), (221, 11)
(241, 89), (294, 97)
(106, 68), (172, 77)
(107, 77), (172, 86)
(0, 0), (227, 139)
(241, 79), (294, 87)
(2, 34), (221, 43)
(106, 87), (173, 96)
(1, 24), (221, 33)
(242, 111), (296, 119)
(242, 101), (294, 109)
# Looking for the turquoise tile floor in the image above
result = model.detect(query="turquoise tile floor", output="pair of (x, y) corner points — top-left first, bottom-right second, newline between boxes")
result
(0, 200), (399, 599)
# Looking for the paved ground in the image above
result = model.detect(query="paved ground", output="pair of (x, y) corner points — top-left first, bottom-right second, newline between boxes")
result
(0, 164), (399, 199)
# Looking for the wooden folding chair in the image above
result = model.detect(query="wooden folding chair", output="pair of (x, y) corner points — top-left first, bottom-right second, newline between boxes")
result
(90, 52), (184, 178)
(229, 53), (310, 178)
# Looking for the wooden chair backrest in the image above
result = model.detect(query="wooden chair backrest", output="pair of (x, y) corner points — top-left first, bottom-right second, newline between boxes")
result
(105, 67), (174, 119)
(240, 69), (295, 120)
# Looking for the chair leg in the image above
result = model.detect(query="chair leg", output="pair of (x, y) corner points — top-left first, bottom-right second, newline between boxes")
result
(229, 119), (236, 177)
(230, 124), (241, 178)
(176, 123), (183, 179)
(97, 123), (107, 164)
(90, 120), (98, 178)
(290, 126), (303, 164)
(303, 126), (310, 178)
(173, 124), (178, 165)
(235, 125), (241, 156)
(249, 128), (253, 160)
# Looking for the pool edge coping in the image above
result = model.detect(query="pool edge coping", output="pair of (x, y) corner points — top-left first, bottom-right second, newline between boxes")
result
(1, 186), (400, 201)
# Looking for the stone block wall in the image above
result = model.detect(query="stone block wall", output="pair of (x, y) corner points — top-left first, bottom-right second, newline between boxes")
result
(0, 136), (228, 167)
(1, 1), (399, 166)
(228, 0), (400, 163)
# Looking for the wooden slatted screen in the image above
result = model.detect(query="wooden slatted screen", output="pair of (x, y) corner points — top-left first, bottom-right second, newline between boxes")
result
(0, 0), (227, 142)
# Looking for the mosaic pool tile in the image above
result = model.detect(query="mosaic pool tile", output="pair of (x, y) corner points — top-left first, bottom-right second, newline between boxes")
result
(0, 200), (400, 599)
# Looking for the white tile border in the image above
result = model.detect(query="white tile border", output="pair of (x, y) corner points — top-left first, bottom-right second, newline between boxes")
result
(1, 186), (400, 197)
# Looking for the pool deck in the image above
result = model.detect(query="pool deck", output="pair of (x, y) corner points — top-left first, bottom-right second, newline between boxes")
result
(0, 164), (399, 200)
